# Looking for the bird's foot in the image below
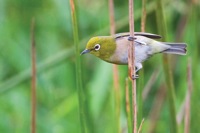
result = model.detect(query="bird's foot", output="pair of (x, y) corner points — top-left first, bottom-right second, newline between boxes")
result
(128, 36), (136, 41)
(132, 74), (139, 80)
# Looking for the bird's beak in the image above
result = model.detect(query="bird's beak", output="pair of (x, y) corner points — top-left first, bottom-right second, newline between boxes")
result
(80, 49), (90, 55)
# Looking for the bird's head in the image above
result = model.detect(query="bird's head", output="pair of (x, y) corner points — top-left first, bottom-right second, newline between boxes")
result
(81, 36), (116, 60)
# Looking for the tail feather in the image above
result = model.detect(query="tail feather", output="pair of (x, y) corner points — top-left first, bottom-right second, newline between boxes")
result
(164, 42), (187, 48)
(162, 43), (187, 55)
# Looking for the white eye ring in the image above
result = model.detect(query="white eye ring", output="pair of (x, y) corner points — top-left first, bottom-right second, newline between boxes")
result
(94, 44), (100, 51)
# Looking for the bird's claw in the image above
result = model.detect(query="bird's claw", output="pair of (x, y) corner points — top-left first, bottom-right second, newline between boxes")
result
(132, 74), (139, 80)
(128, 36), (136, 41)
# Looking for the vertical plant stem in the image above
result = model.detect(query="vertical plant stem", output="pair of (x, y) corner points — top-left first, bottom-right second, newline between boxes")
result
(148, 85), (166, 133)
(141, 0), (146, 32)
(138, 0), (146, 127)
(156, 0), (177, 133)
(30, 18), (37, 133)
(108, 0), (120, 132)
(142, 68), (160, 101)
(128, 0), (137, 132)
(69, 0), (87, 132)
(126, 78), (132, 133)
(109, 0), (116, 35)
(184, 57), (192, 133)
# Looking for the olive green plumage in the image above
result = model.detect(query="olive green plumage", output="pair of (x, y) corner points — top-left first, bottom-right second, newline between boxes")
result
(81, 32), (187, 72)
(85, 36), (116, 61)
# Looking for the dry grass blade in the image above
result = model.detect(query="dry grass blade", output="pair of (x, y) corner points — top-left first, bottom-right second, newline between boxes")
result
(148, 85), (166, 133)
(184, 57), (193, 133)
(109, 0), (115, 35)
(128, 0), (137, 132)
(141, 0), (146, 32)
(108, 0), (120, 132)
(142, 68), (160, 101)
(176, 102), (185, 125)
(30, 17), (37, 133)
(125, 78), (132, 133)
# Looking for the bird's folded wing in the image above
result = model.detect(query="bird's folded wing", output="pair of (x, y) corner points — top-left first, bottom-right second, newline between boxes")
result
(115, 32), (162, 39)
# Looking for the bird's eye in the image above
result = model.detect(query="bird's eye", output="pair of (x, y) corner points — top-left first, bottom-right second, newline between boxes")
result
(94, 44), (100, 51)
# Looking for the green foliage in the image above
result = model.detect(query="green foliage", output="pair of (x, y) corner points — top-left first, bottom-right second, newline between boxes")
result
(0, 0), (199, 133)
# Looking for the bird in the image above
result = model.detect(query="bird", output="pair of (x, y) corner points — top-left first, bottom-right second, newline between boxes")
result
(81, 32), (187, 78)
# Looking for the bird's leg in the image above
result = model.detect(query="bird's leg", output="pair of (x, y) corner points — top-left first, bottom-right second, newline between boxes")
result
(128, 37), (142, 80)
(131, 67), (139, 80)
(131, 63), (143, 80)
(132, 67), (139, 80)
(132, 74), (139, 80)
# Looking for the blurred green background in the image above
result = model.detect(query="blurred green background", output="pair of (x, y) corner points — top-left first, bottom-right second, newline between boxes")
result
(0, 0), (200, 133)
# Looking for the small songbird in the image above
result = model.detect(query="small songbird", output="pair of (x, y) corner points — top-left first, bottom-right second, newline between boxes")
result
(81, 32), (187, 76)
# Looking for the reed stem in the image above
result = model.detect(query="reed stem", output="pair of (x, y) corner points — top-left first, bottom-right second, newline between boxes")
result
(126, 78), (132, 133)
(128, 0), (137, 132)
(69, 0), (87, 132)
(30, 18), (37, 133)
(184, 58), (192, 133)
(108, 0), (120, 132)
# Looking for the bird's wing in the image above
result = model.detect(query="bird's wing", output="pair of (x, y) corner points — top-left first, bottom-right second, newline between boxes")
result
(115, 32), (162, 40)
(135, 32), (162, 39)
(114, 32), (130, 40)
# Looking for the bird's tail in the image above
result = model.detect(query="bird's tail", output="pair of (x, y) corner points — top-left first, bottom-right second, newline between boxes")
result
(162, 43), (187, 55)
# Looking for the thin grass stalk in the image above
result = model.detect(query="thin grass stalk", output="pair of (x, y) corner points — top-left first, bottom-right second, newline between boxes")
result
(176, 102), (185, 125)
(142, 68), (160, 101)
(184, 58), (192, 133)
(138, 0), (146, 127)
(69, 0), (87, 132)
(108, 0), (120, 132)
(137, 118), (144, 133)
(109, 0), (116, 35)
(126, 78), (132, 133)
(156, 1), (177, 133)
(128, 0), (137, 132)
(176, 58), (193, 126)
(147, 85), (166, 133)
(141, 0), (146, 33)
(30, 18), (37, 133)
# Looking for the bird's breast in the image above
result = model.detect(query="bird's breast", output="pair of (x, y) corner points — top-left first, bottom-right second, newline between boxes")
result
(108, 39), (129, 64)
(108, 37), (152, 64)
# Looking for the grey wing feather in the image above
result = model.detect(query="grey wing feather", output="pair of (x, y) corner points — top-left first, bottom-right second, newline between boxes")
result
(135, 32), (162, 39)
(115, 32), (162, 40)
(163, 42), (187, 48)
